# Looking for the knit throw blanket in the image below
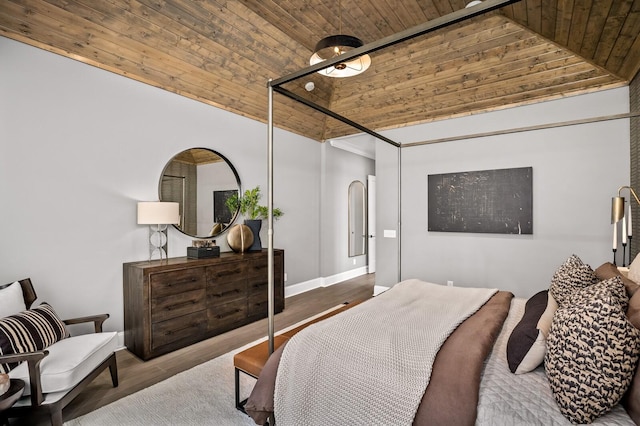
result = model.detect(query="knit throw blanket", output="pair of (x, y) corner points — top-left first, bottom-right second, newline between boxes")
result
(274, 279), (498, 426)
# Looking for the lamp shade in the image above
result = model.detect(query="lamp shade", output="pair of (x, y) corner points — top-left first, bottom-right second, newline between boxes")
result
(137, 202), (180, 225)
(612, 197), (625, 224)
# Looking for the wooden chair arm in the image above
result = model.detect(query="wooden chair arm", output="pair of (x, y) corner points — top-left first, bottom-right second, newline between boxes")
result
(63, 313), (109, 333)
(0, 350), (49, 406)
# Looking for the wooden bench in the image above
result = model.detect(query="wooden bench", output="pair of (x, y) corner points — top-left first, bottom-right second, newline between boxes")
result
(233, 302), (358, 411)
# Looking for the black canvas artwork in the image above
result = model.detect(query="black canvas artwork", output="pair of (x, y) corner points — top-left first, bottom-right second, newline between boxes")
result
(428, 167), (533, 234)
(213, 189), (238, 224)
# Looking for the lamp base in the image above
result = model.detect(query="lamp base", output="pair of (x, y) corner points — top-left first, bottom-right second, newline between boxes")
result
(148, 224), (168, 261)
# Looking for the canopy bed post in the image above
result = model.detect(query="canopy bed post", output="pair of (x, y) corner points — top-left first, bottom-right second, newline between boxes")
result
(267, 80), (275, 355)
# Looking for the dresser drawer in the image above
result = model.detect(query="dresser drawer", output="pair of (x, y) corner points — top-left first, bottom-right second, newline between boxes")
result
(246, 258), (268, 279)
(206, 262), (245, 282)
(208, 298), (247, 331)
(150, 267), (206, 298)
(151, 288), (206, 323)
(248, 276), (284, 298)
(247, 292), (269, 317)
(207, 279), (246, 306)
(247, 275), (268, 296)
(152, 311), (207, 350)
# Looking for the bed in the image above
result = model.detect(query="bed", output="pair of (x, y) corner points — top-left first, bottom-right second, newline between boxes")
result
(243, 256), (640, 425)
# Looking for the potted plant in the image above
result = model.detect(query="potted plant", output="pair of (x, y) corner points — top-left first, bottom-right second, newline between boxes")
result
(226, 186), (283, 251)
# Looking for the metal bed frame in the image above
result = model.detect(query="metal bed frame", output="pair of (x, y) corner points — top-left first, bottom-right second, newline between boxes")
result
(264, 0), (521, 354)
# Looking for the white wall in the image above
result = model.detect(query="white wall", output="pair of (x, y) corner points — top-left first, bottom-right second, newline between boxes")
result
(376, 87), (631, 297)
(320, 143), (374, 277)
(0, 37), (330, 331)
(374, 140), (401, 287)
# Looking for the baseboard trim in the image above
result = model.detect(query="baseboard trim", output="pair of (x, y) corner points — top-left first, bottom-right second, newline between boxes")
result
(284, 278), (324, 298)
(116, 331), (126, 350)
(285, 267), (369, 298)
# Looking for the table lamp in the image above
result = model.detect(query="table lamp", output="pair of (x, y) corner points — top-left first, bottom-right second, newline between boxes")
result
(137, 202), (180, 261)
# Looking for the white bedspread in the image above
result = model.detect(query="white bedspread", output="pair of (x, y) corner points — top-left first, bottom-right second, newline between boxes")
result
(476, 297), (635, 426)
(274, 279), (497, 426)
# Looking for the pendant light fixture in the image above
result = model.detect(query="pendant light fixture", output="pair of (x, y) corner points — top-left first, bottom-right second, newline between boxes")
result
(309, 1), (371, 77)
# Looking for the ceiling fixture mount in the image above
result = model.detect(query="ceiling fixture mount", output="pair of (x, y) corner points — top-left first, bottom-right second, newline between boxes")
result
(310, 34), (371, 78)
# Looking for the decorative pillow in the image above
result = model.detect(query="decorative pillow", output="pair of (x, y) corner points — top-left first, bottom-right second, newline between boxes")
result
(628, 289), (640, 329)
(549, 254), (598, 308)
(0, 282), (26, 319)
(630, 254), (640, 284)
(507, 290), (557, 374)
(545, 278), (640, 424)
(595, 262), (640, 297)
(0, 303), (68, 373)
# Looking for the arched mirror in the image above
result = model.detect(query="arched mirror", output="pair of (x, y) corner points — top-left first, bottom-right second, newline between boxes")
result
(159, 148), (241, 239)
(349, 180), (367, 257)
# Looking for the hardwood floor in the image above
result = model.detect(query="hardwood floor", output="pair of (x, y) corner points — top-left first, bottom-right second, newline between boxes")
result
(13, 274), (374, 425)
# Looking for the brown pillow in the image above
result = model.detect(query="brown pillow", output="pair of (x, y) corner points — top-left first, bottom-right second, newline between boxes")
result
(506, 291), (555, 374)
(628, 290), (640, 329)
(595, 262), (640, 297)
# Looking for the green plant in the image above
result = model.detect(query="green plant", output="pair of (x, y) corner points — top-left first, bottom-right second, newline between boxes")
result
(226, 186), (283, 221)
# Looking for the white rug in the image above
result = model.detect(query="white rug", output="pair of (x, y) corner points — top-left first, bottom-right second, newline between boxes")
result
(65, 305), (347, 426)
(65, 345), (257, 426)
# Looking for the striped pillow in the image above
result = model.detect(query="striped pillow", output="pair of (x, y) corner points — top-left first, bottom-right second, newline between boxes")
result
(0, 303), (67, 373)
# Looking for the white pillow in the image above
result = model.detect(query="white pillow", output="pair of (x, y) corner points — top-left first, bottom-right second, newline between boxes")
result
(0, 282), (26, 318)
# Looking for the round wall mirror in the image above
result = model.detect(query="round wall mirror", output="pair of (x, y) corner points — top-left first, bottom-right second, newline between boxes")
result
(159, 148), (241, 239)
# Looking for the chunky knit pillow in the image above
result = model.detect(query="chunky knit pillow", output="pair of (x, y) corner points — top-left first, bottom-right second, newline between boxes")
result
(549, 254), (598, 308)
(545, 278), (640, 424)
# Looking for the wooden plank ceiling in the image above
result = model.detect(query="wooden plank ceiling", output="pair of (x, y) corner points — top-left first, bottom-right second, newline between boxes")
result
(1, 0), (640, 142)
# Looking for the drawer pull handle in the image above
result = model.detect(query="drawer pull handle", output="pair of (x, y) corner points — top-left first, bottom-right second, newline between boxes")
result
(252, 282), (267, 288)
(213, 289), (240, 298)
(217, 269), (241, 278)
(165, 323), (199, 335)
(164, 277), (199, 287)
(165, 300), (197, 311)
(216, 309), (241, 319)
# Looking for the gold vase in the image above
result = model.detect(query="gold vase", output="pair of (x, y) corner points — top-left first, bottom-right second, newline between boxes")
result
(226, 224), (254, 253)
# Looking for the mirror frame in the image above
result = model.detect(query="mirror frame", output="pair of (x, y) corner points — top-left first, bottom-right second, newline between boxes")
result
(159, 148), (241, 239)
(348, 180), (367, 257)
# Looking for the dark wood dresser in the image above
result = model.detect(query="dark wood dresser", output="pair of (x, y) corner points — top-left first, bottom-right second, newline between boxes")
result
(123, 249), (284, 360)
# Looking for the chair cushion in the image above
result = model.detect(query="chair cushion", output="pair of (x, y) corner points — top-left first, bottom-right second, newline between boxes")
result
(0, 282), (26, 319)
(0, 303), (67, 373)
(9, 331), (118, 396)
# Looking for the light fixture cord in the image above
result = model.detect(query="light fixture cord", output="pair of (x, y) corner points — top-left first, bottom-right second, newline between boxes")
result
(338, 0), (342, 34)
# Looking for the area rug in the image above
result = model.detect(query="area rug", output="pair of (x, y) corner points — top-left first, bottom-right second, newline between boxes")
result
(65, 305), (347, 425)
